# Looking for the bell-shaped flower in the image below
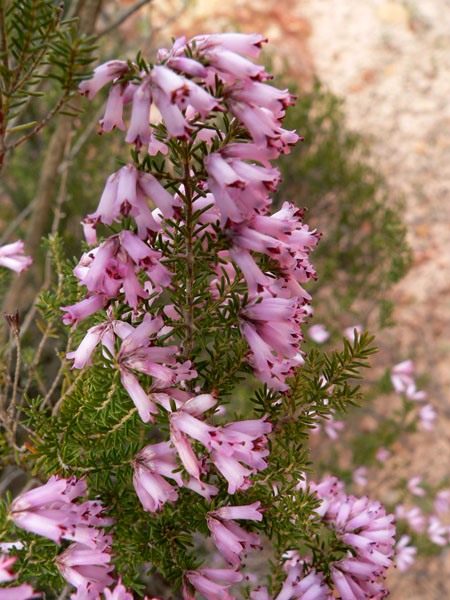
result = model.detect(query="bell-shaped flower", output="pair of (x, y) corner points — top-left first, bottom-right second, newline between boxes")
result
(133, 442), (183, 512)
(0, 241), (32, 273)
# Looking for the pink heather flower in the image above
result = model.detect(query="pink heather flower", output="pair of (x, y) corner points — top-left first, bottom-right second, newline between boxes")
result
(125, 80), (152, 146)
(274, 565), (331, 600)
(352, 467), (368, 488)
(375, 447), (391, 463)
(183, 567), (242, 600)
(207, 502), (263, 566)
(192, 33), (267, 58)
(323, 414), (345, 441)
(239, 294), (309, 391)
(391, 360), (426, 401)
(0, 585), (38, 600)
(133, 442), (182, 512)
(0, 554), (18, 583)
(170, 411), (271, 493)
(79, 60), (129, 99)
(308, 324), (329, 344)
(390, 360), (415, 393)
(71, 233), (171, 310)
(0, 554), (39, 598)
(427, 516), (448, 546)
(309, 477), (395, 599)
(112, 315), (196, 421)
(102, 579), (134, 600)
(395, 535), (417, 572)
(0, 241), (32, 273)
(407, 476), (425, 497)
(395, 505), (426, 533)
(10, 476), (111, 547)
(66, 318), (117, 369)
(212, 502), (263, 522)
(61, 295), (107, 326)
(206, 514), (261, 567)
(434, 489), (450, 515)
(56, 542), (114, 598)
(343, 325), (363, 341)
(99, 84), (126, 133)
(418, 404), (437, 431)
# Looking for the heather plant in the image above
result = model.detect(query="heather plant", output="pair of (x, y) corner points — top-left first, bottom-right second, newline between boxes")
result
(0, 31), (403, 599)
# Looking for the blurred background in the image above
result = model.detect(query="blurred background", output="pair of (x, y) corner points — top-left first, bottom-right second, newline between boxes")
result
(1, 1), (449, 597)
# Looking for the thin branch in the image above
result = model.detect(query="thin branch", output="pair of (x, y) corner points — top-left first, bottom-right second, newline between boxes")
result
(5, 95), (68, 152)
(96, 0), (154, 39)
(0, 199), (36, 245)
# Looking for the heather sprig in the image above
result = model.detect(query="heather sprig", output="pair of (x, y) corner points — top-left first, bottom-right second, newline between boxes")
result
(0, 33), (398, 600)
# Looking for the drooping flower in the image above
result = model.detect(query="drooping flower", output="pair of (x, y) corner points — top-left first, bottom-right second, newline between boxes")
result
(10, 477), (111, 548)
(183, 567), (242, 600)
(308, 324), (330, 344)
(407, 476), (425, 497)
(418, 404), (437, 431)
(395, 505), (426, 533)
(207, 502), (263, 566)
(434, 489), (450, 515)
(133, 442), (183, 512)
(170, 411), (271, 493)
(395, 535), (416, 572)
(56, 542), (114, 599)
(427, 516), (448, 546)
(0, 241), (32, 273)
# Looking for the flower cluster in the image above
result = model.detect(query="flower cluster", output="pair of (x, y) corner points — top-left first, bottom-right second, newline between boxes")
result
(0, 32), (400, 600)
(9, 477), (114, 599)
(309, 476), (396, 599)
(391, 360), (437, 431)
(58, 32), (319, 597)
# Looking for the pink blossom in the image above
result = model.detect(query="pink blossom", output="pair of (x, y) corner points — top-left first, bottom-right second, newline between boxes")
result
(0, 555), (37, 599)
(391, 360), (427, 401)
(434, 489), (450, 515)
(206, 514), (261, 567)
(79, 61), (129, 99)
(125, 80), (152, 146)
(427, 516), (448, 546)
(418, 404), (437, 431)
(99, 84), (126, 132)
(193, 33), (267, 58)
(102, 579), (135, 600)
(343, 325), (363, 341)
(323, 415), (345, 440)
(10, 476), (111, 547)
(0, 241), (32, 273)
(61, 295), (107, 326)
(56, 542), (114, 598)
(0, 584), (38, 599)
(207, 503), (263, 566)
(395, 505), (426, 533)
(375, 447), (391, 463)
(309, 477), (395, 599)
(395, 535), (416, 572)
(308, 324), (330, 344)
(0, 554), (18, 583)
(170, 411), (271, 493)
(212, 502), (263, 522)
(407, 476), (425, 497)
(352, 467), (368, 488)
(133, 442), (182, 512)
(183, 567), (242, 600)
